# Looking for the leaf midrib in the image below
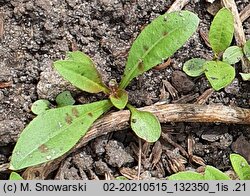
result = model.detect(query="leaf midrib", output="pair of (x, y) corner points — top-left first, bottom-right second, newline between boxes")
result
(121, 26), (183, 88)
(16, 103), (111, 168)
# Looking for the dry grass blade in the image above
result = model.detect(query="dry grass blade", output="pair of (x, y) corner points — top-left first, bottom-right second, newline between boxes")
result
(150, 141), (162, 168)
(154, 58), (172, 70)
(195, 88), (214, 104)
(222, 0), (249, 73)
(0, 81), (12, 89)
(239, 3), (250, 22)
(199, 28), (211, 48)
(167, 0), (190, 13)
(0, 12), (4, 40)
(162, 132), (188, 157)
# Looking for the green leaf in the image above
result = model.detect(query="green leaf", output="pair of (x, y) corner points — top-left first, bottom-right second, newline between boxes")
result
(240, 73), (250, 81)
(223, 46), (244, 64)
(54, 51), (109, 94)
(109, 89), (128, 110)
(204, 166), (231, 180)
(243, 39), (250, 61)
(9, 172), (24, 180)
(31, 99), (51, 115)
(56, 91), (75, 107)
(119, 10), (199, 88)
(208, 8), (234, 55)
(168, 171), (204, 180)
(230, 154), (250, 180)
(9, 100), (112, 170)
(116, 176), (128, 180)
(183, 58), (206, 77)
(127, 104), (161, 142)
(204, 61), (235, 91)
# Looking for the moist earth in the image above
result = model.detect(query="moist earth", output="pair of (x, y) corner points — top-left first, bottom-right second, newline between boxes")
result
(0, 0), (249, 179)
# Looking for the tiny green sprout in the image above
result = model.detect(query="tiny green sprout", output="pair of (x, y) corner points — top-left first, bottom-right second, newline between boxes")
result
(239, 73), (250, 81)
(115, 176), (128, 180)
(230, 154), (250, 180)
(56, 90), (75, 107)
(168, 153), (249, 180)
(168, 166), (230, 180)
(9, 172), (24, 180)
(183, 7), (238, 91)
(9, 10), (199, 170)
(183, 58), (206, 77)
(31, 99), (51, 115)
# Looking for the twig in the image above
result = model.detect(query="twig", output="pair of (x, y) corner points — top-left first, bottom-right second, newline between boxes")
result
(195, 88), (214, 104)
(167, 0), (190, 13)
(0, 81), (12, 89)
(24, 103), (250, 179)
(0, 12), (4, 40)
(240, 3), (250, 22)
(222, 0), (249, 73)
(137, 138), (142, 180)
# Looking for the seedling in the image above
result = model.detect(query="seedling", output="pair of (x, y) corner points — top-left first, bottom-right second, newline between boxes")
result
(9, 10), (199, 171)
(168, 153), (250, 180)
(9, 172), (24, 180)
(183, 8), (250, 90)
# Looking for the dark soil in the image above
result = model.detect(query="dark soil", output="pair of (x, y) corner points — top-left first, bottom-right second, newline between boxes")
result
(0, 0), (249, 180)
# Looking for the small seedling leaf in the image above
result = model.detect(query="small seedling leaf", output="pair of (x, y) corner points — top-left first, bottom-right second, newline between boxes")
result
(243, 39), (250, 61)
(119, 10), (199, 88)
(223, 46), (243, 64)
(240, 73), (250, 81)
(204, 61), (235, 91)
(9, 172), (24, 180)
(116, 176), (128, 180)
(9, 100), (112, 170)
(204, 166), (231, 180)
(56, 90), (75, 107)
(31, 99), (51, 115)
(54, 51), (109, 94)
(127, 104), (161, 142)
(109, 89), (128, 110)
(183, 58), (206, 77)
(168, 171), (204, 180)
(230, 154), (250, 180)
(209, 8), (234, 55)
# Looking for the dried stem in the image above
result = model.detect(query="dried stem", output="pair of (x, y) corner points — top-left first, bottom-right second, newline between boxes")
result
(167, 0), (190, 13)
(240, 3), (250, 22)
(23, 103), (250, 179)
(222, 0), (249, 73)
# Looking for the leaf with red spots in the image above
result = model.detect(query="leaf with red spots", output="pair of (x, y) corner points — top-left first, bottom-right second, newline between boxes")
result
(9, 100), (112, 170)
(119, 11), (199, 88)
(127, 104), (161, 143)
